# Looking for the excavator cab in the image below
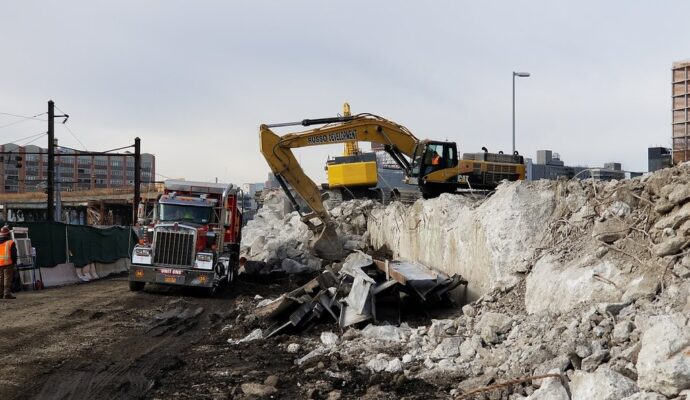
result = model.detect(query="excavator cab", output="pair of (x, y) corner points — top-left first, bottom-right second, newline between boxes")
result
(409, 141), (459, 197)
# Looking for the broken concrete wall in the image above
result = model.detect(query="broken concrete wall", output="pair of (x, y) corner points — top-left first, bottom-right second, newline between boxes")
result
(368, 181), (556, 300)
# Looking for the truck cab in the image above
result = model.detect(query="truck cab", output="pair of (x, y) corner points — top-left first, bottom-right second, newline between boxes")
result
(128, 180), (242, 296)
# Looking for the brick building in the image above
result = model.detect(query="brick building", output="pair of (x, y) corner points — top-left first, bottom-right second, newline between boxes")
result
(0, 143), (155, 193)
(673, 60), (690, 164)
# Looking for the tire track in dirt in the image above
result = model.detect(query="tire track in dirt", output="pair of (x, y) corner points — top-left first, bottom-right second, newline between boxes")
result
(14, 305), (209, 400)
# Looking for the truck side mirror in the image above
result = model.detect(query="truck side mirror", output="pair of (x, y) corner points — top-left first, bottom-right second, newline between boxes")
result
(137, 203), (146, 225)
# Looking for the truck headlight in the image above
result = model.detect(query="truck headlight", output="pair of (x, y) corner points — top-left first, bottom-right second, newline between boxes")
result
(194, 253), (213, 270)
(133, 246), (152, 265)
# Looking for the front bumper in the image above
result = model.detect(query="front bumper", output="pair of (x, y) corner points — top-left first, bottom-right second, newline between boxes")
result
(129, 264), (215, 288)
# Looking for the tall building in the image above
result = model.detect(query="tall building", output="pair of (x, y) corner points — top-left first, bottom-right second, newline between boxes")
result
(240, 182), (265, 222)
(264, 173), (279, 189)
(648, 147), (672, 172)
(672, 60), (690, 164)
(241, 182), (265, 196)
(0, 143), (155, 193)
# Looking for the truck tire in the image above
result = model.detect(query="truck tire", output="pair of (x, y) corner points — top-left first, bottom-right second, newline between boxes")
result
(129, 280), (145, 292)
(227, 266), (236, 286)
(205, 283), (220, 298)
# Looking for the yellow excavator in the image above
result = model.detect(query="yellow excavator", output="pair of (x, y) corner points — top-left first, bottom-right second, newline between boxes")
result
(324, 103), (379, 199)
(259, 106), (524, 259)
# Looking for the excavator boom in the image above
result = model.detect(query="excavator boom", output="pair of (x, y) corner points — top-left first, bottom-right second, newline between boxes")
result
(259, 114), (423, 260)
(259, 114), (419, 220)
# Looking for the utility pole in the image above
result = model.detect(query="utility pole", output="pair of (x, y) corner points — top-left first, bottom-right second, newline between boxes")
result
(54, 138), (62, 222)
(47, 100), (55, 222)
(133, 137), (141, 224)
(47, 100), (68, 222)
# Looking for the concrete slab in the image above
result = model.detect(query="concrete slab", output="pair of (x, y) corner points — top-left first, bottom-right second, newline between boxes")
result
(40, 263), (79, 287)
(94, 258), (129, 278)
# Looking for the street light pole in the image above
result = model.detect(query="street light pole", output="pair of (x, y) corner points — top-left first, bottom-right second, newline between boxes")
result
(512, 71), (530, 154)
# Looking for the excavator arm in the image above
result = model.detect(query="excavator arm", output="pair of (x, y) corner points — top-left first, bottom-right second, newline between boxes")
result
(259, 114), (419, 224)
(259, 114), (422, 259)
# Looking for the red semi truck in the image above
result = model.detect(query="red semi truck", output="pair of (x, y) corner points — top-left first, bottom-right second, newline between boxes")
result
(128, 180), (242, 295)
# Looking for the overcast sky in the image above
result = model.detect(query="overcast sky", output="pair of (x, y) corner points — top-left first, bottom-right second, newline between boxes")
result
(0, 1), (686, 185)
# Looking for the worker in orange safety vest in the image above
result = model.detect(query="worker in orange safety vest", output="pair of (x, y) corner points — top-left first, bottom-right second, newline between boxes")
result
(431, 151), (441, 166)
(0, 226), (17, 299)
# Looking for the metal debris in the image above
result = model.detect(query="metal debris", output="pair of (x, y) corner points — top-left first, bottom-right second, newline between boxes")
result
(257, 255), (467, 336)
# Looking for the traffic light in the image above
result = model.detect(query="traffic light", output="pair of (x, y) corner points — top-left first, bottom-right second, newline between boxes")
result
(15, 155), (21, 168)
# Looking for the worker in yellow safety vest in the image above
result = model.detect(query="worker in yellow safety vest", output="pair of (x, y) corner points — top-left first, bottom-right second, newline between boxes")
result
(0, 226), (17, 299)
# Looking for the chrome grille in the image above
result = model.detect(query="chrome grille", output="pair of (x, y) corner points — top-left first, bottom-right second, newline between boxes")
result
(153, 227), (195, 267)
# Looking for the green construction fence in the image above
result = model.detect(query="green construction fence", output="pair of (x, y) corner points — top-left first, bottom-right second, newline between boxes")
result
(11, 222), (137, 268)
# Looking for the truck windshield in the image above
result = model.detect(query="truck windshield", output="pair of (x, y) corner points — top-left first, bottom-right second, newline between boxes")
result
(159, 204), (212, 224)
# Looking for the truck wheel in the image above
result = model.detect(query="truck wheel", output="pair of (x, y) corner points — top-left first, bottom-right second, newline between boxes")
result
(227, 266), (236, 286)
(205, 283), (219, 298)
(129, 281), (145, 292)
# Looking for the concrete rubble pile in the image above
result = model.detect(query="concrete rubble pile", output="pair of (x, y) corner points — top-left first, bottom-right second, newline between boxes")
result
(237, 164), (690, 399)
(240, 189), (378, 275)
(253, 251), (467, 338)
(352, 165), (690, 399)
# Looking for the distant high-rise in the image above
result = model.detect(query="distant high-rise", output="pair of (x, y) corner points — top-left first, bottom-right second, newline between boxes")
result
(648, 147), (672, 172)
(672, 60), (690, 164)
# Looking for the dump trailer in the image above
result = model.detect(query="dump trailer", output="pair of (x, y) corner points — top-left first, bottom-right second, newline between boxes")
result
(128, 180), (242, 296)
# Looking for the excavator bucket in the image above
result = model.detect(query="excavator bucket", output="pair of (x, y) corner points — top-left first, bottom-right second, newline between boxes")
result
(311, 224), (347, 261)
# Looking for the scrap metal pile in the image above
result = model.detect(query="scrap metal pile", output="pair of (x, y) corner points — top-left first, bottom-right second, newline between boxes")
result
(256, 252), (467, 337)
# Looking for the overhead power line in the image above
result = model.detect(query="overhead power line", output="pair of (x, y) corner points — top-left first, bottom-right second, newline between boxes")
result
(4, 131), (47, 146)
(22, 133), (47, 146)
(0, 111), (47, 130)
(0, 111), (46, 121)
(54, 104), (87, 151)
(0, 117), (43, 130)
(62, 124), (87, 151)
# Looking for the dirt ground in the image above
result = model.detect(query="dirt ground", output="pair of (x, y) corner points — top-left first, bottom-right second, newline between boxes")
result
(0, 274), (452, 400)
